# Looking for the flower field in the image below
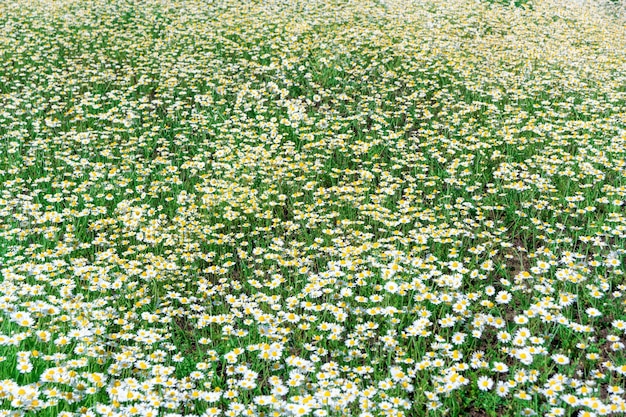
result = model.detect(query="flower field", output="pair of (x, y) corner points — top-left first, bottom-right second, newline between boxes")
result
(0, 0), (625, 416)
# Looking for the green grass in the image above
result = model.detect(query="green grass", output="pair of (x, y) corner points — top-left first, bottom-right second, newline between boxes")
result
(0, 0), (625, 416)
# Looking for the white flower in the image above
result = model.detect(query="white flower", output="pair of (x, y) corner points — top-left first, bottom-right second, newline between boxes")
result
(384, 281), (399, 294)
(495, 381), (509, 397)
(551, 354), (570, 365)
(492, 362), (509, 373)
(515, 348), (534, 365)
(495, 291), (512, 304)
(477, 376), (493, 391)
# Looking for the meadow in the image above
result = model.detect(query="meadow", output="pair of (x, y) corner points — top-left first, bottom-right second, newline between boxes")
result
(0, 0), (625, 416)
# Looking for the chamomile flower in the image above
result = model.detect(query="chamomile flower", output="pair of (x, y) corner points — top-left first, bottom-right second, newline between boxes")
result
(477, 376), (493, 391)
(551, 354), (570, 366)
